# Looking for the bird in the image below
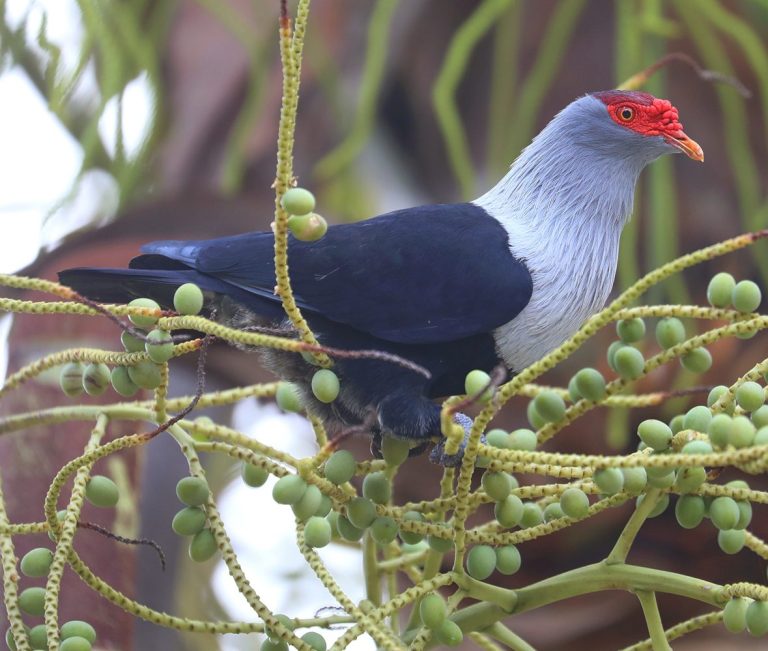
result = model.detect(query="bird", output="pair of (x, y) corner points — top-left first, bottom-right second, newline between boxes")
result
(59, 90), (703, 461)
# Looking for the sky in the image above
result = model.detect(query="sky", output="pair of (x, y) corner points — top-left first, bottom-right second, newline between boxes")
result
(0, 2), (373, 648)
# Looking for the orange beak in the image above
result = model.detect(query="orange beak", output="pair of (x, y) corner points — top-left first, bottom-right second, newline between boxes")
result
(665, 133), (704, 162)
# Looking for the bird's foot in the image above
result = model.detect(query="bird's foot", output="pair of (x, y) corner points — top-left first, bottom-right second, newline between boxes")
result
(429, 413), (485, 467)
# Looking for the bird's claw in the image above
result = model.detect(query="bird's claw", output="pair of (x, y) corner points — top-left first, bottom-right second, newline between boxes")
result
(429, 413), (484, 466)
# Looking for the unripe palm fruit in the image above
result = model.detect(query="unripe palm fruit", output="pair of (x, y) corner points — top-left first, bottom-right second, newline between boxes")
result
(533, 390), (566, 422)
(495, 495), (524, 528)
(176, 477), (210, 506)
(464, 369), (493, 402)
(281, 187), (315, 215)
(323, 450), (355, 484)
(732, 280), (761, 313)
(173, 283), (204, 315)
(435, 620), (463, 647)
(128, 297), (161, 328)
(656, 317), (686, 349)
(304, 516), (332, 548)
(82, 363), (111, 396)
(121, 330), (145, 352)
(709, 496), (740, 530)
(127, 360), (163, 390)
(346, 497), (376, 529)
(614, 346), (644, 379)
(617, 317), (645, 343)
(272, 475), (307, 505)
(746, 599), (768, 636)
(292, 485), (323, 521)
(495, 544), (522, 575)
(681, 347), (712, 374)
(18, 587), (45, 616)
(172, 507), (207, 536)
(573, 368), (606, 401)
(593, 468), (624, 495)
(707, 272), (736, 308)
(337, 515), (363, 542)
(242, 462), (269, 487)
(189, 528), (217, 562)
(419, 594), (447, 630)
(300, 632), (327, 651)
(675, 495), (705, 529)
(362, 472), (391, 504)
(399, 511), (424, 544)
(85, 475), (119, 508)
(560, 488), (589, 518)
(508, 428), (537, 450)
(311, 369), (340, 403)
(20, 548), (53, 577)
(520, 502), (544, 528)
(723, 597), (750, 633)
(59, 637), (92, 651)
(466, 545), (496, 580)
(288, 213), (328, 241)
(60, 362), (85, 397)
(637, 419), (672, 451)
(718, 529), (746, 555)
(275, 382), (302, 412)
(526, 400), (546, 429)
(110, 366), (139, 397)
(145, 329), (174, 363)
(381, 436), (410, 466)
(481, 471), (512, 502)
(736, 382), (765, 412)
(370, 516), (398, 545)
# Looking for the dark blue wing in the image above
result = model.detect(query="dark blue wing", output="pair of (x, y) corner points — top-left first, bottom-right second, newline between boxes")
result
(138, 203), (532, 344)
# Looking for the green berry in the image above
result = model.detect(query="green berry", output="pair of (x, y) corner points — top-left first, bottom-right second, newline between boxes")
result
(60, 621), (95, 644)
(607, 341), (625, 370)
(304, 516), (332, 548)
(176, 476), (210, 506)
(485, 429), (511, 448)
(128, 297), (161, 328)
(746, 600), (768, 636)
(730, 416), (756, 448)
(481, 471), (512, 502)
(656, 317), (686, 349)
(669, 414), (685, 435)
(120, 330), (145, 352)
(370, 516), (398, 545)
(708, 413), (733, 448)
(281, 187), (316, 215)
(593, 468), (624, 495)
(292, 485), (323, 521)
(399, 511), (425, 544)
(173, 283), (204, 315)
(718, 529), (746, 555)
(674, 466), (706, 494)
(617, 317), (645, 343)
(736, 500), (753, 530)
(144, 329), (174, 363)
(568, 375), (581, 402)
(381, 436), (410, 466)
(560, 488), (589, 519)
(466, 545), (496, 580)
(573, 368), (606, 401)
(419, 593), (447, 629)
(723, 597), (750, 633)
(59, 637), (91, 651)
(324, 450), (356, 484)
(732, 280), (761, 313)
(6, 626), (26, 651)
(637, 492), (669, 518)
(315, 495), (332, 518)
(637, 419), (672, 451)
(508, 428), (537, 450)
(18, 586), (45, 615)
(28, 625), (46, 650)
(736, 382), (765, 412)
(362, 472), (391, 504)
(533, 391), (566, 422)
(752, 405), (768, 428)
(242, 463), (269, 488)
(543, 502), (565, 522)
(494, 495), (524, 528)
(127, 359), (163, 390)
(272, 475), (307, 505)
(675, 495), (706, 529)
(465, 369), (493, 402)
(311, 369), (340, 403)
(520, 502), (544, 528)
(707, 385), (729, 408)
(60, 362), (85, 397)
(709, 496), (740, 530)
(189, 528), (217, 562)
(707, 272), (736, 308)
(20, 547), (53, 577)
(172, 507), (207, 536)
(300, 632), (327, 651)
(681, 347), (712, 374)
(756, 426), (768, 446)
(287, 213), (328, 241)
(495, 544), (522, 575)
(435, 619), (463, 647)
(110, 366), (138, 397)
(621, 467), (647, 493)
(614, 346), (645, 380)
(646, 469), (676, 489)
(427, 532), (453, 553)
(275, 382), (302, 413)
(346, 497), (376, 529)
(260, 640), (288, 651)
(526, 400), (546, 429)
(86, 475), (119, 508)
(683, 405), (712, 432)
(82, 363), (111, 396)
(336, 516), (363, 542)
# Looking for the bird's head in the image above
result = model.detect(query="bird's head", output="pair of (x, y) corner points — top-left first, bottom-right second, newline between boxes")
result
(590, 90), (704, 163)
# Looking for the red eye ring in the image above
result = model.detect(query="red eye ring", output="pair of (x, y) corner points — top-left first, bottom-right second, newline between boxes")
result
(618, 106), (635, 122)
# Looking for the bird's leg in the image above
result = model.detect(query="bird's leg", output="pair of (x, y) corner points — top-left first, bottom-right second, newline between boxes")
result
(429, 412), (485, 467)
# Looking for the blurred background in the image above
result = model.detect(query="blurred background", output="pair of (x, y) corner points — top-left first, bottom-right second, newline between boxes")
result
(1, 0), (768, 649)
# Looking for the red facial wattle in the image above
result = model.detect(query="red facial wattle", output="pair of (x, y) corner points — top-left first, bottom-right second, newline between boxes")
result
(598, 91), (704, 162)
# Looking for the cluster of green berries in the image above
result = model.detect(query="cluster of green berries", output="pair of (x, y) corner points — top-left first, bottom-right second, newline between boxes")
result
(723, 597), (768, 636)
(7, 546), (97, 650)
(59, 284), (206, 400)
(275, 371), (341, 412)
(281, 188), (328, 242)
(257, 614), (327, 651)
(172, 477), (217, 562)
(418, 594), (463, 646)
(707, 272), (761, 313)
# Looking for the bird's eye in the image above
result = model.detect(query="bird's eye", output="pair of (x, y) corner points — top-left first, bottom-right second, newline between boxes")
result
(618, 106), (634, 122)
